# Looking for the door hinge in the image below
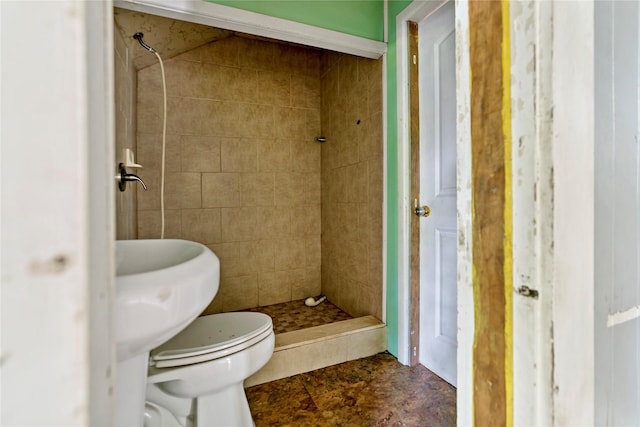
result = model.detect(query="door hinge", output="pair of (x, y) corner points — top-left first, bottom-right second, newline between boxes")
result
(517, 285), (539, 299)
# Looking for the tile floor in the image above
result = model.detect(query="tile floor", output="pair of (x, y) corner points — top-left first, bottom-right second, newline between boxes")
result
(246, 298), (353, 334)
(246, 352), (457, 426)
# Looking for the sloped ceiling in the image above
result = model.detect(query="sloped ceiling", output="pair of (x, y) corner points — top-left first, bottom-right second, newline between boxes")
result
(114, 7), (233, 70)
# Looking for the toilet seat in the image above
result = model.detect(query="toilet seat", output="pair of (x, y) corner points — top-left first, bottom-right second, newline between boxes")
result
(150, 312), (273, 368)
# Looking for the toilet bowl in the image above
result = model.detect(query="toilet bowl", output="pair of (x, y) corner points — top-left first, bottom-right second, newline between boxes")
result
(144, 312), (274, 427)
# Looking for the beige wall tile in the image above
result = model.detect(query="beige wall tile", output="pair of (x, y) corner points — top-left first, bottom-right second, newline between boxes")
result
(272, 46), (299, 76)
(138, 63), (162, 93)
(220, 137), (257, 172)
(202, 173), (240, 207)
(209, 241), (258, 278)
(181, 208), (221, 245)
(367, 60), (383, 115)
(241, 173), (275, 206)
(254, 240), (276, 272)
(131, 34), (385, 315)
(215, 103), (276, 139)
(305, 235), (322, 268)
(320, 49), (383, 319)
(137, 209), (181, 239)
(200, 37), (239, 67)
(340, 278), (361, 316)
(345, 80), (367, 122)
(352, 282), (375, 317)
(212, 240), (275, 277)
(220, 67), (260, 103)
(136, 170), (160, 210)
(208, 242), (242, 277)
(195, 62), (227, 100)
(290, 204), (321, 237)
(348, 239), (369, 282)
(199, 64), (238, 101)
(201, 296), (223, 316)
(181, 135), (221, 172)
(359, 112), (383, 161)
(239, 104), (275, 138)
(164, 59), (205, 98)
(165, 172), (202, 209)
(167, 97), (224, 136)
(221, 207), (258, 242)
(274, 237), (305, 271)
(137, 103), (161, 135)
(291, 140), (320, 173)
(136, 133), (181, 172)
(291, 74), (321, 109)
(137, 88), (162, 116)
(238, 37), (276, 71)
(258, 71), (290, 106)
(258, 270), (293, 306)
(340, 129), (359, 166)
(275, 172), (305, 206)
(221, 274), (258, 311)
(175, 47), (202, 63)
(368, 156), (383, 206)
(330, 168), (348, 203)
(339, 55), (360, 90)
(292, 267), (321, 300)
(274, 107), (306, 139)
(303, 51), (322, 78)
(259, 206), (291, 239)
(346, 162), (368, 203)
(304, 174), (320, 206)
(258, 139), (290, 172)
(321, 64), (339, 110)
(306, 109), (322, 141)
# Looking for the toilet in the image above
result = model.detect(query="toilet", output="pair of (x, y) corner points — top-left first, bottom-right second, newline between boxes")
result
(144, 312), (274, 427)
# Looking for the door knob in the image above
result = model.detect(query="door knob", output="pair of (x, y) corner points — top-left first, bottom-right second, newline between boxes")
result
(413, 199), (430, 217)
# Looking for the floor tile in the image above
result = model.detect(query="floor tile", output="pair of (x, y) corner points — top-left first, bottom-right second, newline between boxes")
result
(247, 352), (456, 426)
(245, 298), (352, 334)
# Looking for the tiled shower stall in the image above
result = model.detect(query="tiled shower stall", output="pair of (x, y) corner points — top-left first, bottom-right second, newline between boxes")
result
(114, 9), (385, 374)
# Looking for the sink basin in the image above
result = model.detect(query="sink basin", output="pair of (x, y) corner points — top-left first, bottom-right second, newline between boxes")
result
(115, 239), (219, 361)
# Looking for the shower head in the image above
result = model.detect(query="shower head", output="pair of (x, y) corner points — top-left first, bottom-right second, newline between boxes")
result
(133, 32), (156, 54)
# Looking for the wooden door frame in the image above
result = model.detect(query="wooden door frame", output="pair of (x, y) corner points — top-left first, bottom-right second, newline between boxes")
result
(395, 0), (451, 368)
(398, 1), (596, 425)
(407, 20), (421, 367)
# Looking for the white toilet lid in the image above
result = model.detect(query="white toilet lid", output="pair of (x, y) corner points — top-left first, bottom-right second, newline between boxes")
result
(150, 312), (272, 367)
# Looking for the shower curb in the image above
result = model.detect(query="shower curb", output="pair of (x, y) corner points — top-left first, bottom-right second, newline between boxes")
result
(244, 316), (387, 387)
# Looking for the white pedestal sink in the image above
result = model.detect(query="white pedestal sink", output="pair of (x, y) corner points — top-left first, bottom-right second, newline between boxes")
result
(115, 239), (219, 426)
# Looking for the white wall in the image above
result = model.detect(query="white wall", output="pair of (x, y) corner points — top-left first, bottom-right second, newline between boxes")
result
(0, 1), (115, 425)
(551, 2), (595, 425)
(509, 1), (554, 425)
(594, 1), (640, 424)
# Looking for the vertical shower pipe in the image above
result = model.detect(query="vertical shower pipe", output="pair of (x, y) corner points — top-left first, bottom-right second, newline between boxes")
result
(134, 33), (167, 239)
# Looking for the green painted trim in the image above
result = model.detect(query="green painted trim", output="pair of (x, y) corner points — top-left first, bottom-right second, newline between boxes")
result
(207, 0), (384, 41)
(385, 0), (413, 358)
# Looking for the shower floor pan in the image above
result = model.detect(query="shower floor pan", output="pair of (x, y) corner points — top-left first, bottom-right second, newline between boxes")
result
(243, 299), (387, 387)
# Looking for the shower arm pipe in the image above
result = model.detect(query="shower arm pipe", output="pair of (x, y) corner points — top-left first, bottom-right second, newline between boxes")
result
(133, 32), (156, 53)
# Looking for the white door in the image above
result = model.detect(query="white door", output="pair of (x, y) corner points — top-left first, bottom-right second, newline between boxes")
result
(595, 1), (640, 424)
(418, 2), (457, 386)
